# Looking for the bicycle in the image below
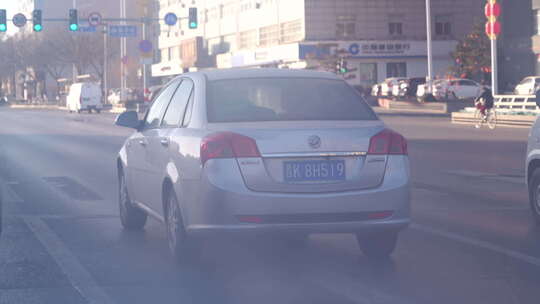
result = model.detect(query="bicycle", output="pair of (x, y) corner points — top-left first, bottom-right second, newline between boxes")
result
(474, 104), (497, 129)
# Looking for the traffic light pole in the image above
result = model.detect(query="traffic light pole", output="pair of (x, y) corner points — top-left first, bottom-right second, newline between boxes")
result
(142, 21), (147, 98)
(425, 0), (433, 94)
(72, 0), (77, 83)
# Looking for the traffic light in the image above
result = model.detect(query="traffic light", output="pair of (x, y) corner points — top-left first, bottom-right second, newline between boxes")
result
(69, 9), (78, 31)
(340, 60), (348, 74)
(188, 7), (197, 29)
(32, 9), (42, 32)
(0, 9), (6, 32)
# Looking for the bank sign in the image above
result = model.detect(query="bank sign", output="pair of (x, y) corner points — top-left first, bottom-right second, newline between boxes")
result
(300, 41), (430, 59)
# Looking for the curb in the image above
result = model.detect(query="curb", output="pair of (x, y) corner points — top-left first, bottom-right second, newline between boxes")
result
(451, 112), (536, 128)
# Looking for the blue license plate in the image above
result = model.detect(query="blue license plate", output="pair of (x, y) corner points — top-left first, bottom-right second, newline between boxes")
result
(283, 160), (346, 182)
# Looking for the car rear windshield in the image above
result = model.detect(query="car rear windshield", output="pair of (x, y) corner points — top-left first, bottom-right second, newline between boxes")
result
(206, 77), (377, 123)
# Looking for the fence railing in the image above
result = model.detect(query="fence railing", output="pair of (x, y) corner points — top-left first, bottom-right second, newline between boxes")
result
(494, 94), (539, 113)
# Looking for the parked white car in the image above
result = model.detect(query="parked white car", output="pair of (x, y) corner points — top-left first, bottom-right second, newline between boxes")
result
(431, 79), (482, 100)
(514, 77), (540, 95)
(67, 82), (103, 113)
(380, 77), (407, 97)
(114, 69), (411, 261)
(417, 79), (444, 102)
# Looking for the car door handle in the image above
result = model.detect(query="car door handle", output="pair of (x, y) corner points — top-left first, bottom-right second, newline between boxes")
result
(138, 140), (147, 146)
(160, 138), (169, 147)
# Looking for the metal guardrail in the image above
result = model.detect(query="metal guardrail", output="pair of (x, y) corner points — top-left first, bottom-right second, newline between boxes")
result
(494, 94), (539, 113)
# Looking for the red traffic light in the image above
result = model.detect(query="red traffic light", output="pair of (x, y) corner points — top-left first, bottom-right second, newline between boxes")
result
(485, 21), (501, 38)
(485, 2), (501, 18)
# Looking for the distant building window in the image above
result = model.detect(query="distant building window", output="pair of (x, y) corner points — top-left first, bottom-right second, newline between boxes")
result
(259, 24), (280, 47)
(239, 29), (257, 50)
(389, 22), (403, 35)
(387, 62), (406, 78)
(435, 15), (452, 36)
(336, 22), (356, 39)
(281, 19), (303, 43)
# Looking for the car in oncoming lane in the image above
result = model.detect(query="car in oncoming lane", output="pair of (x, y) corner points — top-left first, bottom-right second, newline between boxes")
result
(114, 68), (411, 261)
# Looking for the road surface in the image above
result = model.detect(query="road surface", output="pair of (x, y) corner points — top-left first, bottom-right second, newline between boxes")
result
(0, 108), (538, 304)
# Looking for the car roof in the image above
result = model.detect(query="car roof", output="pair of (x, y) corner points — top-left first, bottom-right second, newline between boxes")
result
(181, 68), (340, 81)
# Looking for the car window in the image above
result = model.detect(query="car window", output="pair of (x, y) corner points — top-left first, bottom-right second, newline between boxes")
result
(459, 80), (476, 86)
(207, 78), (377, 123)
(161, 79), (194, 128)
(143, 80), (181, 129)
(182, 92), (195, 127)
(521, 78), (533, 85)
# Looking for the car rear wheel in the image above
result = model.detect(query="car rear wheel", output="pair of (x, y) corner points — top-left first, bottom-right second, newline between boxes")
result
(528, 168), (540, 225)
(356, 231), (398, 259)
(119, 172), (147, 230)
(165, 188), (198, 263)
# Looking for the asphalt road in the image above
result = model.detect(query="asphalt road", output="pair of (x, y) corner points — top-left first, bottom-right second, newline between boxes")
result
(0, 108), (539, 304)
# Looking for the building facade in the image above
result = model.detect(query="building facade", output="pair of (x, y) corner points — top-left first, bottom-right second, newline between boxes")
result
(153, 0), (489, 88)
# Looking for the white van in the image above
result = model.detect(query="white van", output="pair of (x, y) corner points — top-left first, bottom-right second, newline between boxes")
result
(67, 82), (103, 113)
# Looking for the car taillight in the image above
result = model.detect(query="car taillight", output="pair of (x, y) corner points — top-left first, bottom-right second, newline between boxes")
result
(200, 132), (261, 165)
(368, 129), (408, 155)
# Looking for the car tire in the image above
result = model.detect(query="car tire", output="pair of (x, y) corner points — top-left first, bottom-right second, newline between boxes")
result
(356, 231), (398, 259)
(118, 172), (147, 230)
(165, 187), (198, 263)
(77, 109), (81, 114)
(96, 109), (101, 114)
(88, 108), (92, 114)
(528, 168), (540, 225)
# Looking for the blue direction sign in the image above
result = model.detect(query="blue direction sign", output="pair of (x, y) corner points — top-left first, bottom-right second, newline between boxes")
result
(12, 13), (27, 27)
(109, 25), (138, 37)
(164, 12), (177, 26)
(80, 26), (97, 33)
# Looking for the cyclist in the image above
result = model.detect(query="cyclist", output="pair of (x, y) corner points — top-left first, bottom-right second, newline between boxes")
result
(475, 85), (494, 118)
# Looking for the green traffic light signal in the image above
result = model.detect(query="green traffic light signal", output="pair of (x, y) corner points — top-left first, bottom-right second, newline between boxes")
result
(33, 9), (42, 32)
(340, 68), (347, 74)
(69, 9), (78, 31)
(188, 7), (198, 29)
(0, 9), (6, 32)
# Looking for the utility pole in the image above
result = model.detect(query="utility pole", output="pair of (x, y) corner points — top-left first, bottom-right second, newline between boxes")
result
(72, 0), (77, 83)
(103, 25), (108, 104)
(142, 21), (147, 95)
(120, 0), (126, 102)
(425, 0), (433, 93)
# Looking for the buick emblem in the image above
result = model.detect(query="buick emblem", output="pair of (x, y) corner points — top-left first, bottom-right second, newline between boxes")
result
(308, 135), (321, 149)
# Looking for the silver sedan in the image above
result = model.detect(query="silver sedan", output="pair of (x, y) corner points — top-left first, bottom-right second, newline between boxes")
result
(115, 68), (410, 261)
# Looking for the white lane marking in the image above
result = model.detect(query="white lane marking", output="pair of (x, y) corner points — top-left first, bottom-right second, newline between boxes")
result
(3, 182), (24, 203)
(24, 217), (117, 304)
(445, 170), (524, 185)
(412, 223), (540, 267)
(306, 270), (411, 304)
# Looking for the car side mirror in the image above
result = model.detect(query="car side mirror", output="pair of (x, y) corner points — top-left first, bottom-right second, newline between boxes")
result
(115, 111), (141, 129)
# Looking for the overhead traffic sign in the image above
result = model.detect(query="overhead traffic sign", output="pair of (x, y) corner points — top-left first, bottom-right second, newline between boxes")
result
(164, 12), (177, 26)
(88, 12), (102, 27)
(80, 26), (97, 33)
(109, 25), (137, 37)
(12, 13), (27, 28)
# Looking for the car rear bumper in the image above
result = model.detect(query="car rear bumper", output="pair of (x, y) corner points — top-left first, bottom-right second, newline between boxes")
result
(181, 156), (411, 236)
